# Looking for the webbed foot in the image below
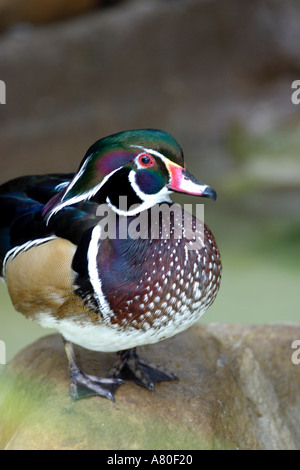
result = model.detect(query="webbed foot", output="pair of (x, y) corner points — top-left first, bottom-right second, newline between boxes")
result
(69, 369), (123, 401)
(63, 338), (123, 401)
(109, 348), (178, 390)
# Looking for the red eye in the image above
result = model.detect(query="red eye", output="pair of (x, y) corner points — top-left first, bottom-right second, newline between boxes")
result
(138, 153), (155, 168)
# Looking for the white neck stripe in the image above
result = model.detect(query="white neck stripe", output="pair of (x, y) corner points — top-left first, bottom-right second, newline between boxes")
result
(87, 225), (112, 320)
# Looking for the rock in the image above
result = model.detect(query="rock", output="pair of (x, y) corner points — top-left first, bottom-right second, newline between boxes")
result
(0, 323), (299, 450)
(0, 0), (103, 31)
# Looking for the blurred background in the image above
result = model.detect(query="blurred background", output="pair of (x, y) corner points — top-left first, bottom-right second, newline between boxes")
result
(0, 0), (299, 363)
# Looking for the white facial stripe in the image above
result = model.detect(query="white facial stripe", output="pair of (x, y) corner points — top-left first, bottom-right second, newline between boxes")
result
(125, 170), (172, 214)
(106, 174), (172, 216)
(129, 169), (172, 204)
(46, 193), (89, 225)
(130, 146), (182, 186)
(128, 170), (148, 201)
(62, 158), (90, 200)
(130, 145), (167, 164)
(45, 167), (122, 225)
(2, 236), (57, 281)
(54, 181), (70, 192)
(88, 225), (111, 320)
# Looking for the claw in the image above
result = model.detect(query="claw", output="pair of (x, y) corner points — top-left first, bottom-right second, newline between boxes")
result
(69, 369), (124, 401)
(63, 338), (124, 401)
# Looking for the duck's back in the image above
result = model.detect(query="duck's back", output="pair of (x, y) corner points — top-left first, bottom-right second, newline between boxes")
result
(0, 173), (100, 276)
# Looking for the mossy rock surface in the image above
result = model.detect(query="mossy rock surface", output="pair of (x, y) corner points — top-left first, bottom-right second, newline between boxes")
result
(0, 324), (300, 450)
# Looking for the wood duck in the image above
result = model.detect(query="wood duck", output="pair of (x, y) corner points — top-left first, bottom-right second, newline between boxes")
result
(0, 129), (221, 401)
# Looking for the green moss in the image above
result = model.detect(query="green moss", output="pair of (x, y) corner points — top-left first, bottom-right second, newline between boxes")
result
(0, 368), (54, 449)
(0, 367), (234, 450)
